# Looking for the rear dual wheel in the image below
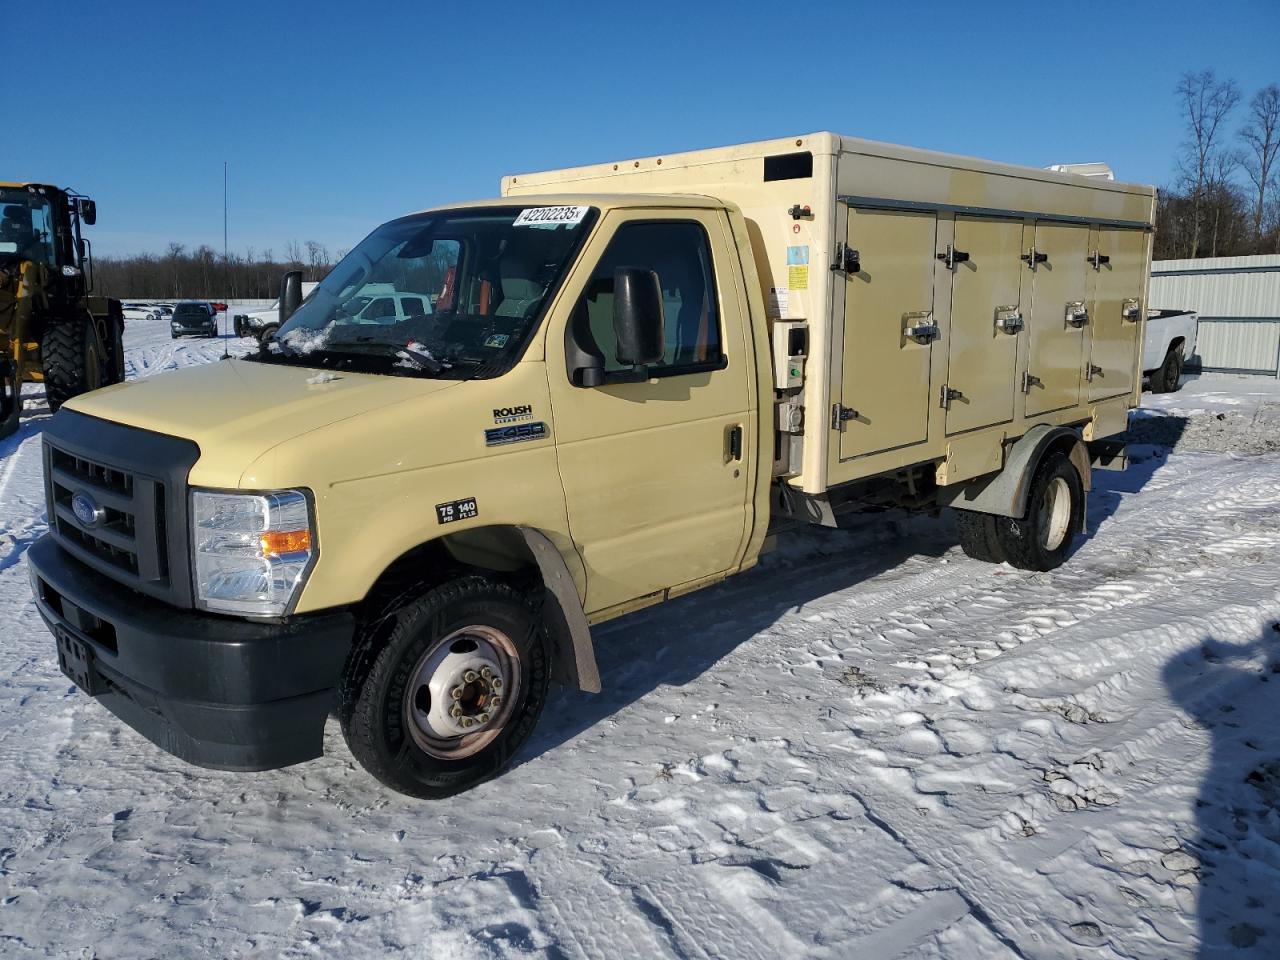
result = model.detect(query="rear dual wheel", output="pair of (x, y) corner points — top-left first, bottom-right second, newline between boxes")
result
(339, 576), (550, 799)
(956, 452), (1084, 572)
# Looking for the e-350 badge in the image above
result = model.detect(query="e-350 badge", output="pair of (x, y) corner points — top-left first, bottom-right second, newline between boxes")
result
(493, 404), (533, 424)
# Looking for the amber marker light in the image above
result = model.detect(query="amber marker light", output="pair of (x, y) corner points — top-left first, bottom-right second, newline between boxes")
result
(261, 529), (312, 556)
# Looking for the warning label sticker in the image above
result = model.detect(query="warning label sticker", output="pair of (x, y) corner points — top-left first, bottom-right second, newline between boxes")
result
(788, 265), (809, 290)
(786, 245), (809, 266)
(767, 287), (790, 319)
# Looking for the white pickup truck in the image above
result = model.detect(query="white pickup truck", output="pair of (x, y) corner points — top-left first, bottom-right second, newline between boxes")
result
(1143, 309), (1198, 393)
(233, 282), (319, 341)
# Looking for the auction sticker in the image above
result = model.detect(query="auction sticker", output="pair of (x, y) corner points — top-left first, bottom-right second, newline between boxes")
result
(513, 206), (589, 227)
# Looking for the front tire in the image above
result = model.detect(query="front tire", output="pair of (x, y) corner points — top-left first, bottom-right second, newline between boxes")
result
(340, 576), (550, 799)
(993, 452), (1085, 572)
(42, 316), (106, 411)
(257, 324), (279, 344)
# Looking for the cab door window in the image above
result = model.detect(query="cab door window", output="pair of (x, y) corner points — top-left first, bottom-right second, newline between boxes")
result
(573, 221), (723, 378)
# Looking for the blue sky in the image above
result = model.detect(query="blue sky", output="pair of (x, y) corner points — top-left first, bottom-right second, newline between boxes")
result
(14, 0), (1279, 257)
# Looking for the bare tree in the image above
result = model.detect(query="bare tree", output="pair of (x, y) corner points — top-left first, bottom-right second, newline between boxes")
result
(1240, 83), (1280, 246)
(1176, 70), (1241, 257)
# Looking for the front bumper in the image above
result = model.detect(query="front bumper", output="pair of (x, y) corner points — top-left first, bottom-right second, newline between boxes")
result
(29, 535), (355, 771)
(171, 323), (216, 335)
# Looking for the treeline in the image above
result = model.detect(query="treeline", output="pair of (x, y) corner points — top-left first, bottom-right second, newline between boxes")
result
(1153, 72), (1280, 260)
(94, 240), (341, 300)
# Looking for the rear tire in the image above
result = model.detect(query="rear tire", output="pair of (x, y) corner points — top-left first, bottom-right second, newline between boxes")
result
(105, 321), (125, 385)
(339, 576), (550, 799)
(993, 452), (1085, 572)
(1152, 343), (1184, 393)
(42, 316), (106, 411)
(257, 324), (279, 344)
(955, 509), (1006, 564)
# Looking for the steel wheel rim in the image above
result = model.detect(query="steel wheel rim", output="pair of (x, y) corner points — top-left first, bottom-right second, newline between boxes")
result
(1039, 476), (1071, 552)
(403, 625), (521, 760)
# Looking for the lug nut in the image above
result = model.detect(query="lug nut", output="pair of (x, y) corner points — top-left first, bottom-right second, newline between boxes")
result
(461, 717), (474, 729)
(490, 696), (502, 708)
(451, 686), (463, 700)
(480, 666), (493, 680)
(450, 704), (462, 717)
(464, 670), (478, 684)
(492, 678), (503, 690)
(477, 713), (490, 724)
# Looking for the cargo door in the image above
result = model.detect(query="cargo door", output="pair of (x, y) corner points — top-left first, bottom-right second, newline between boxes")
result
(1086, 228), (1145, 401)
(1025, 223), (1090, 416)
(944, 217), (1022, 434)
(838, 207), (938, 460)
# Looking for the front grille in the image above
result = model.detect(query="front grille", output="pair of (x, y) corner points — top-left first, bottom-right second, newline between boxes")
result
(42, 411), (199, 608)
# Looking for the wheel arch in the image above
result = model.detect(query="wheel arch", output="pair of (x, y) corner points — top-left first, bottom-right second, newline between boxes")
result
(361, 524), (600, 694)
(940, 425), (1091, 523)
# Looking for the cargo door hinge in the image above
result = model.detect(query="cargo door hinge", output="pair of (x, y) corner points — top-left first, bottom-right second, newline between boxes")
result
(939, 385), (964, 410)
(1020, 248), (1048, 269)
(1021, 371), (1043, 393)
(831, 404), (858, 431)
(935, 244), (970, 271)
(831, 242), (861, 274)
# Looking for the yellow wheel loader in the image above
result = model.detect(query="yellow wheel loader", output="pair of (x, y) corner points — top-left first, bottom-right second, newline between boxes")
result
(0, 183), (125, 439)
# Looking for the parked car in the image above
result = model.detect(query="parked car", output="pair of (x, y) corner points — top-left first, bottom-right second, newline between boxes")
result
(121, 302), (160, 321)
(169, 301), (218, 338)
(154, 303), (175, 319)
(1143, 309), (1199, 393)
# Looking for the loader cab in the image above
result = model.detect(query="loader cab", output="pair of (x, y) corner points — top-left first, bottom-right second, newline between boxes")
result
(0, 183), (95, 293)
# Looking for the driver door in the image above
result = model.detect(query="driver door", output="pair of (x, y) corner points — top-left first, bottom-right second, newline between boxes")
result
(546, 208), (754, 615)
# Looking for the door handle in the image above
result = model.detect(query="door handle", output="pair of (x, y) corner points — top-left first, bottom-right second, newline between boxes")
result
(727, 424), (743, 461)
(1122, 298), (1141, 321)
(1065, 301), (1089, 328)
(903, 311), (939, 343)
(994, 305), (1024, 334)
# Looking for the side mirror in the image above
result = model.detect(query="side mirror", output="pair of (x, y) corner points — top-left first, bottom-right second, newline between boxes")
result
(612, 267), (664, 367)
(78, 198), (97, 226)
(279, 270), (304, 326)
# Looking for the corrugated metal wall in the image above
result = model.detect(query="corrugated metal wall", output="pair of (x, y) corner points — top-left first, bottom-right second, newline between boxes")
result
(1149, 255), (1280, 376)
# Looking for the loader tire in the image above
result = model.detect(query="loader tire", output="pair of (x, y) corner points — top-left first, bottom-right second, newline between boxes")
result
(1152, 343), (1184, 393)
(0, 363), (20, 440)
(955, 509), (1006, 564)
(993, 452), (1084, 572)
(105, 321), (126, 385)
(42, 317), (106, 411)
(339, 576), (550, 799)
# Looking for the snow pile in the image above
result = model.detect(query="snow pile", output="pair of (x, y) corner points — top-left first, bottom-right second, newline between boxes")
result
(0, 323), (1278, 957)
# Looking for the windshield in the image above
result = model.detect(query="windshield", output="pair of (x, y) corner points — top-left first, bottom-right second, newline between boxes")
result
(250, 204), (595, 379)
(0, 187), (56, 266)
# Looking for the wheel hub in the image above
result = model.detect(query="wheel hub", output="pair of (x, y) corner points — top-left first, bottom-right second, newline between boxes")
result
(404, 625), (519, 758)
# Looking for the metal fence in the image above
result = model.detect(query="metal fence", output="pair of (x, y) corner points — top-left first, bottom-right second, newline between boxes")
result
(1149, 255), (1280, 377)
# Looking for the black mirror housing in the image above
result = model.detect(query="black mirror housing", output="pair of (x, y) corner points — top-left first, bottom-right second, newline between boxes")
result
(612, 267), (664, 367)
(279, 270), (304, 327)
(78, 198), (97, 226)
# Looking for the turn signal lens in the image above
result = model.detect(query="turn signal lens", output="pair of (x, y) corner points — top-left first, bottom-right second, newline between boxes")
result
(260, 529), (312, 556)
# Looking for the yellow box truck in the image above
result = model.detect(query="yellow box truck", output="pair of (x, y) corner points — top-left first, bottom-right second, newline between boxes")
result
(29, 133), (1154, 797)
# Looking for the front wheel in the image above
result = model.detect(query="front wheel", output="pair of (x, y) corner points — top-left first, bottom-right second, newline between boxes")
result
(42, 316), (106, 411)
(256, 324), (278, 344)
(340, 576), (550, 799)
(993, 452), (1085, 572)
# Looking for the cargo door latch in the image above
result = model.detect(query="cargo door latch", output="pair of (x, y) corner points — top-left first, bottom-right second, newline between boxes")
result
(939, 385), (964, 410)
(831, 404), (859, 431)
(1021, 371), (1043, 393)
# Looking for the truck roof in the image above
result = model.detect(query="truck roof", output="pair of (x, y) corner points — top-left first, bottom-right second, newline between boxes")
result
(410, 193), (724, 216)
(501, 131), (1155, 199)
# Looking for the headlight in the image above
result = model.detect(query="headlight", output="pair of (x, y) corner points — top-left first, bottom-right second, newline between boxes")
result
(191, 489), (315, 617)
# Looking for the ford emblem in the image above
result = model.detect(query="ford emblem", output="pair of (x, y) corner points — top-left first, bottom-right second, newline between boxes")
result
(71, 492), (104, 527)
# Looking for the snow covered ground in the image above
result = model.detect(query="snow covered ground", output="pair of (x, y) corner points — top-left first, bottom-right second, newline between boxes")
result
(1, 326), (1279, 959)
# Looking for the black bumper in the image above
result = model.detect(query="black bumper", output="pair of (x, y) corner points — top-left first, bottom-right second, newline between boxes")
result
(28, 535), (355, 772)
